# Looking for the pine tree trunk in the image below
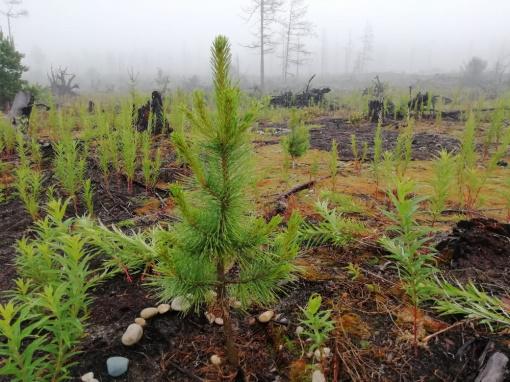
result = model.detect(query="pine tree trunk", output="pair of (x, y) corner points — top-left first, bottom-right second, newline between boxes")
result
(216, 260), (239, 366)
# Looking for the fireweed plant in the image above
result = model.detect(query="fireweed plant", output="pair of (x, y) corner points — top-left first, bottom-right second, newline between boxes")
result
(309, 153), (319, 191)
(29, 139), (42, 169)
(281, 136), (292, 187)
(372, 121), (383, 190)
(455, 113), (510, 211)
(350, 134), (368, 176)
(141, 131), (163, 194)
(15, 131), (28, 167)
(1, 118), (16, 162)
(434, 278), (510, 330)
(427, 150), (455, 228)
(329, 140), (338, 191)
(120, 121), (138, 195)
(301, 201), (368, 247)
(96, 116), (112, 189)
(15, 166), (43, 220)
(83, 179), (94, 216)
(299, 293), (335, 371)
(53, 127), (86, 214)
(394, 119), (413, 177)
(109, 129), (123, 193)
(0, 199), (105, 381)
(379, 176), (438, 355)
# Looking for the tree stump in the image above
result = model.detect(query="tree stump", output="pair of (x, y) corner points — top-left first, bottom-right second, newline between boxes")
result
(368, 99), (383, 123)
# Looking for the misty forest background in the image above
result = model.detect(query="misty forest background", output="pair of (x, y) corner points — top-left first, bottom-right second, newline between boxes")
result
(1, 0), (509, 103)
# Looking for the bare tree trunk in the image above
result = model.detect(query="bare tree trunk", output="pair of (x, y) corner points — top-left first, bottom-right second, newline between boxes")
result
(345, 31), (352, 75)
(283, 6), (291, 89)
(7, 15), (12, 44)
(296, 36), (300, 80)
(260, 0), (265, 93)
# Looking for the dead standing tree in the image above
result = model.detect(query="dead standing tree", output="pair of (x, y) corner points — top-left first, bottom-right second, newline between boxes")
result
(242, 0), (285, 93)
(365, 76), (389, 122)
(47, 66), (79, 97)
(280, 0), (316, 88)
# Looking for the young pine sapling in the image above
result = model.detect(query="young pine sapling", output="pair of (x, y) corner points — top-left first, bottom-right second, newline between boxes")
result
(282, 108), (310, 168)
(152, 36), (303, 367)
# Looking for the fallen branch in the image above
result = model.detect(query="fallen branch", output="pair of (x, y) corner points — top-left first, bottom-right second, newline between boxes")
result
(440, 208), (505, 217)
(422, 318), (479, 343)
(277, 174), (332, 200)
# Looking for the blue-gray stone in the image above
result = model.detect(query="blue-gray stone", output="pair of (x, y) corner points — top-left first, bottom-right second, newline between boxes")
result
(107, 356), (129, 377)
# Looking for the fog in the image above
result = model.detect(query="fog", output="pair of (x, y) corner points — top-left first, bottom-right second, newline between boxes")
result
(3, 0), (510, 91)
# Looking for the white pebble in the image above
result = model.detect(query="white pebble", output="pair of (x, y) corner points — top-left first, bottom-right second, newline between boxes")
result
(121, 323), (143, 346)
(258, 310), (274, 323)
(157, 303), (171, 314)
(314, 347), (331, 361)
(214, 317), (224, 325)
(210, 355), (222, 365)
(140, 307), (159, 319)
(205, 311), (215, 324)
(312, 370), (326, 382)
(81, 372), (94, 382)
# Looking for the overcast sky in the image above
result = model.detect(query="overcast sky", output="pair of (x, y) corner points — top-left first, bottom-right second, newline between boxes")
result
(2, 0), (509, 89)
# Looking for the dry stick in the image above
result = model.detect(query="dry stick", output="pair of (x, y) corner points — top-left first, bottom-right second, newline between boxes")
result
(154, 191), (167, 207)
(422, 318), (480, 343)
(277, 174), (338, 200)
(441, 208), (505, 217)
(165, 361), (204, 382)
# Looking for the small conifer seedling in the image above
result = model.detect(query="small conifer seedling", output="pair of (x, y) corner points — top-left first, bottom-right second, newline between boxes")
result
(282, 108), (310, 168)
(152, 36), (303, 367)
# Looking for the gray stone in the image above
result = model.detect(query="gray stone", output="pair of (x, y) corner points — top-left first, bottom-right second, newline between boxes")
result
(107, 356), (129, 377)
(475, 352), (508, 382)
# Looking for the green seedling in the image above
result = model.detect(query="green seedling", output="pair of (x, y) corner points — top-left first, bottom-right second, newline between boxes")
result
(299, 293), (335, 360)
(379, 176), (438, 355)
(15, 166), (43, 220)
